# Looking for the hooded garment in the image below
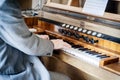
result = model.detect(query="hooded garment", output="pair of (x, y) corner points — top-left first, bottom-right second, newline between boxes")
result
(0, 0), (54, 80)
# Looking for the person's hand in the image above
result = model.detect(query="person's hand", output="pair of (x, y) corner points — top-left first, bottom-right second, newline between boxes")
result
(51, 39), (71, 50)
(37, 34), (49, 40)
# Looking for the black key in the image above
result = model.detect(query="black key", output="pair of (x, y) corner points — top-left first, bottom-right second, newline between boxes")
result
(91, 51), (101, 55)
(99, 55), (110, 59)
(85, 51), (96, 55)
(72, 45), (83, 48)
(78, 48), (88, 51)
(97, 54), (106, 57)
(96, 54), (110, 59)
(85, 51), (101, 57)
(49, 35), (57, 39)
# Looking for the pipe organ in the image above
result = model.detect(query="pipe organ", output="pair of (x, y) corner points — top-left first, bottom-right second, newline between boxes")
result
(23, 0), (120, 80)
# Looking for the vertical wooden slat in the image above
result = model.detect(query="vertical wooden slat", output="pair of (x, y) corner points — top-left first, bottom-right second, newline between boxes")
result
(71, 0), (79, 7)
(67, 0), (72, 6)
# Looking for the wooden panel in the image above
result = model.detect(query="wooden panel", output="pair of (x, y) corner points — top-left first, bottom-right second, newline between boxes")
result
(18, 0), (32, 9)
(45, 1), (120, 22)
(116, 43), (120, 52)
(103, 40), (111, 50)
(102, 63), (120, 75)
(71, 0), (79, 7)
(24, 17), (38, 28)
(38, 21), (55, 31)
(18, 0), (44, 10)
(41, 57), (86, 80)
(51, 0), (68, 5)
(110, 42), (118, 52)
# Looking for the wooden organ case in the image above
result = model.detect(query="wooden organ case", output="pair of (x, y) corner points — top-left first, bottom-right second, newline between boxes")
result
(24, 0), (120, 80)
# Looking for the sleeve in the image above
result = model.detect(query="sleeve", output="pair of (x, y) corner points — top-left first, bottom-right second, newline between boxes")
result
(0, 0), (54, 56)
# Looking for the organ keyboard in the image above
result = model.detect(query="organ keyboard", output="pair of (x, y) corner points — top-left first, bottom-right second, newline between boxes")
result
(24, 0), (120, 80)
(62, 45), (118, 67)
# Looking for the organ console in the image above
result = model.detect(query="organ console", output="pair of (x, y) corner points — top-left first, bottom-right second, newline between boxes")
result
(23, 0), (120, 80)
